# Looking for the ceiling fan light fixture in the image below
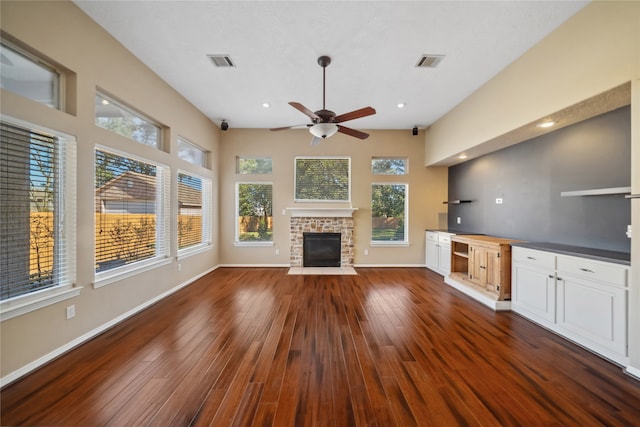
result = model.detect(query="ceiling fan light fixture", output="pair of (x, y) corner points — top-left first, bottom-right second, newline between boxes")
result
(309, 123), (338, 139)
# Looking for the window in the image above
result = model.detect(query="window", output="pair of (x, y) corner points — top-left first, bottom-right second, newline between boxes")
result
(372, 157), (407, 175)
(236, 183), (273, 244)
(237, 156), (272, 174)
(95, 148), (169, 282)
(295, 157), (350, 202)
(178, 137), (207, 168)
(1, 120), (77, 319)
(371, 183), (408, 244)
(0, 41), (60, 109)
(177, 171), (212, 253)
(95, 92), (161, 148)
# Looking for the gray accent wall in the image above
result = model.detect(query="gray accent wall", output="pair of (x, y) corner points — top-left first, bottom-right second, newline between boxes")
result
(447, 106), (631, 253)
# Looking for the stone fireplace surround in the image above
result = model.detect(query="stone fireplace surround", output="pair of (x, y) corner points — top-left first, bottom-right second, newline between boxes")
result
(288, 208), (356, 268)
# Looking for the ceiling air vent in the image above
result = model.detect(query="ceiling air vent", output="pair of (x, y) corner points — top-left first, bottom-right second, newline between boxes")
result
(207, 54), (235, 68)
(416, 54), (445, 68)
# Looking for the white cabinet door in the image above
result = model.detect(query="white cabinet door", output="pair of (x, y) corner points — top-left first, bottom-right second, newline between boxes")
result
(557, 274), (627, 360)
(438, 243), (451, 275)
(512, 263), (556, 326)
(426, 232), (439, 272)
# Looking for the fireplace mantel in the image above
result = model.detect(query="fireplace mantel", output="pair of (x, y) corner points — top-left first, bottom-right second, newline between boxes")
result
(287, 207), (358, 218)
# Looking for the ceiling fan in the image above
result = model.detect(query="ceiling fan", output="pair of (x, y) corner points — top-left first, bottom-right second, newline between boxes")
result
(270, 55), (376, 145)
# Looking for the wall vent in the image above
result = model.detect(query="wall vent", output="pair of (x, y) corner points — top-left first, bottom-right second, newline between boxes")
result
(207, 54), (235, 68)
(416, 54), (445, 68)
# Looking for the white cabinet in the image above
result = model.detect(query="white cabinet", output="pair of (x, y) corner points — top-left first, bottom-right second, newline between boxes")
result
(512, 246), (629, 365)
(425, 231), (452, 276)
(512, 248), (556, 327)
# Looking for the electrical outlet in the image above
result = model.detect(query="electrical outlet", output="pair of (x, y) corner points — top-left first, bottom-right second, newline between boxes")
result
(177, 263), (182, 272)
(364, 249), (369, 255)
(282, 209), (287, 215)
(456, 217), (461, 224)
(275, 249), (280, 255)
(496, 198), (503, 204)
(66, 305), (75, 320)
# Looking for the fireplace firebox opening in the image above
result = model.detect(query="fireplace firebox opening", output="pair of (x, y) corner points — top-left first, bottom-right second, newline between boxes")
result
(303, 232), (341, 267)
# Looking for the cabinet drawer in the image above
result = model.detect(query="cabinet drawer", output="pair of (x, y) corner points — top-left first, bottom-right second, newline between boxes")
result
(512, 247), (556, 270)
(426, 232), (438, 242)
(557, 255), (627, 288)
(438, 234), (452, 244)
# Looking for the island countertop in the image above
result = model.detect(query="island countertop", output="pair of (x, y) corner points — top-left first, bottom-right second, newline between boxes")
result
(511, 241), (630, 266)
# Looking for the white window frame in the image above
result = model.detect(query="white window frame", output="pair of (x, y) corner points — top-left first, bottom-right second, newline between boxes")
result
(236, 156), (273, 174)
(294, 156), (351, 203)
(371, 157), (408, 175)
(0, 40), (61, 110)
(177, 170), (213, 259)
(95, 91), (163, 149)
(370, 182), (409, 247)
(234, 181), (274, 247)
(0, 116), (80, 322)
(177, 136), (208, 168)
(94, 146), (171, 288)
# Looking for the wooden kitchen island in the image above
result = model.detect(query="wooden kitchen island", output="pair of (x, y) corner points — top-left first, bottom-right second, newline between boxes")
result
(446, 234), (521, 311)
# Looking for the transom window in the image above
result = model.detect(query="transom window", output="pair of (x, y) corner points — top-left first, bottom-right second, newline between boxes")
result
(177, 137), (207, 168)
(236, 156), (272, 174)
(372, 157), (408, 175)
(95, 92), (162, 148)
(94, 148), (169, 281)
(0, 41), (60, 109)
(295, 157), (350, 202)
(371, 183), (408, 244)
(1, 120), (77, 317)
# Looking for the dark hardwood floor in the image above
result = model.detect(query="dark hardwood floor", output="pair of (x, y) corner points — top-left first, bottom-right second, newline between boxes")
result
(2, 267), (640, 426)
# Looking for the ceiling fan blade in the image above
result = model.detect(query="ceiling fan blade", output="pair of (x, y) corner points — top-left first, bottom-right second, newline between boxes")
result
(270, 124), (310, 131)
(310, 136), (323, 146)
(289, 102), (321, 121)
(337, 125), (369, 140)
(334, 106), (376, 123)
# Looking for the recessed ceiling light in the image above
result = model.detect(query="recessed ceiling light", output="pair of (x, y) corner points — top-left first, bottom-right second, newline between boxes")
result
(101, 99), (109, 105)
(536, 120), (556, 128)
(262, 102), (270, 108)
(397, 103), (406, 109)
(458, 154), (468, 159)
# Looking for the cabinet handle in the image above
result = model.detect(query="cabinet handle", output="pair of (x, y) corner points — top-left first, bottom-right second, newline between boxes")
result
(526, 256), (536, 260)
(548, 275), (555, 279)
(557, 277), (563, 281)
(579, 268), (595, 273)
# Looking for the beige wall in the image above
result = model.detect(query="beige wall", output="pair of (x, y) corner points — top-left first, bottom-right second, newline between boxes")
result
(219, 128), (448, 266)
(0, 1), (220, 380)
(425, 1), (640, 377)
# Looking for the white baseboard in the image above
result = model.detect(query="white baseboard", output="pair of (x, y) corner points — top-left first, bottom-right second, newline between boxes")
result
(219, 263), (291, 268)
(444, 275), (511, 311)
(354, 264), (426, 268)
(625, 365), (640, 381)
(0, 265), (219, 388)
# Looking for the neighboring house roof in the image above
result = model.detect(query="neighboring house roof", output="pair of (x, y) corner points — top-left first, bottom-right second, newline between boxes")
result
(95, 171), (201, 210)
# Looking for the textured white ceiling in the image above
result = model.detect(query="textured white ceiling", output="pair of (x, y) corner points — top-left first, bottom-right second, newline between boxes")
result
(74, 1), (588, 131)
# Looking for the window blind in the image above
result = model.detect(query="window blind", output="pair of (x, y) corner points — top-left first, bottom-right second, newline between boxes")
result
(95, 148), (169, 273)
(294, 157), (350, 201)
(0, 121), (76, 301)
(177, 172), (212, 250)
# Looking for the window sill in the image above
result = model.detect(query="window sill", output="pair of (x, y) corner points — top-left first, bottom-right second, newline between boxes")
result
(94, 257), (172, 289)
(177, 244), (213, 261)
(370, 241), (410, 247)
(234, 241), (274, 247)
(1, 286), (83, 322)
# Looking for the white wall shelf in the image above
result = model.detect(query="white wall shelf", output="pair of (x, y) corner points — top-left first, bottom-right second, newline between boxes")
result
(560, 186), (631, 197)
